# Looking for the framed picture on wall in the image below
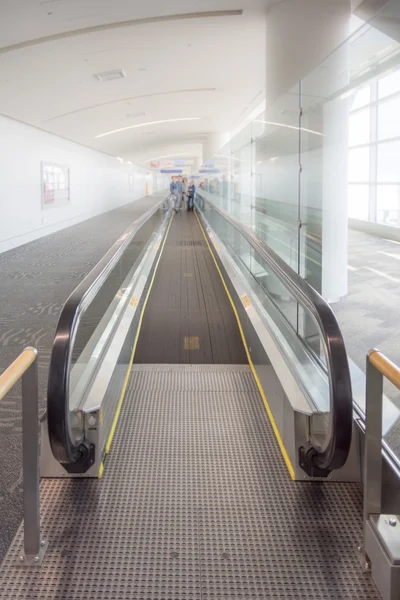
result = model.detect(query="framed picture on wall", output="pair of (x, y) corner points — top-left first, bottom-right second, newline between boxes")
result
(41, 162), (70, 209)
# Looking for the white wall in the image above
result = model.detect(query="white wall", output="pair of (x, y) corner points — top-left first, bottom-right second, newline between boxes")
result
(0, 115), (160, 253)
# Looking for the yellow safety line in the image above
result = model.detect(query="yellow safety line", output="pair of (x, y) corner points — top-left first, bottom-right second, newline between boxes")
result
(104, 213), (175, 460)
(195, 211), (296, 480)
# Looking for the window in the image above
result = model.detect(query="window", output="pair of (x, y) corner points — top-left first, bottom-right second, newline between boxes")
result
(378, 96), (400, 140)
(349, 147), (370, 182)
(377, 141), (400, 183)
(377, 185), (400, 225)
(378, 69), (400, 99)
(347, 68), (400, 227)
(348, 184), (369, 220)
(349, 109), (370, 146)
(351, 86), (371, 110)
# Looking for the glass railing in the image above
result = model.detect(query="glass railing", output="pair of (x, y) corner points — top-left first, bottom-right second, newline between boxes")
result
(196, 191), (353, 476)
(196, 0), (400, 470)
(47, 199), (167, 469)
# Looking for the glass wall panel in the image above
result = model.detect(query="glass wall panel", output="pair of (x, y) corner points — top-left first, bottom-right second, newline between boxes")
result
(252, 84), (301, 272)
(300, 38), (350, 297)
(229, 124), (253, 226)
(195, 0), (400, 461)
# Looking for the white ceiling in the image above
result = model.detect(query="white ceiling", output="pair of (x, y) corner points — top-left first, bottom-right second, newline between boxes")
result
(0, 0), (268, 166)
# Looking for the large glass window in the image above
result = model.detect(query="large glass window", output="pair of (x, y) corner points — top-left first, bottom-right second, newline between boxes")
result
(348, 147), (370, 182)
(348, 184), (370, 220)
(378, 69), (400, 99)
(377, 185), (400, 225)
(378, 96), (400, 140)
(348, 73), (400, 227)
(351, 86), (371, 110)
(349, 109), (370, 146)
(377, 141), (400, 182)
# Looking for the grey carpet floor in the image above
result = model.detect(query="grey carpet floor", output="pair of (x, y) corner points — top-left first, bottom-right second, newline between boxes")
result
(333, 228), (400, 407)
(333, 228), (400, 459)
(0, 194), (162, 561)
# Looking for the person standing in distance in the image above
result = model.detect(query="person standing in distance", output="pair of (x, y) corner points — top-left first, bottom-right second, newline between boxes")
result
(176, 175), (183, 212)
(187, 180), (196, 212)
(169, 176), (179, 212)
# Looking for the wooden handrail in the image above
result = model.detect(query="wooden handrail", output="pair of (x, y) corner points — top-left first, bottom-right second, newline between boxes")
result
(369, 350), (400, 391)
(0, 347), (37, 402)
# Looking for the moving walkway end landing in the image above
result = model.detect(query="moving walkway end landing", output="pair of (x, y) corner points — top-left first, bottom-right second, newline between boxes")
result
(42, 196), (354, 483)
(0, 195), (390, 599)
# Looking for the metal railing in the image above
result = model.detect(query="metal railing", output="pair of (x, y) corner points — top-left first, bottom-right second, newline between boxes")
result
(47, 198), (165, 471)
(364, 349), (400, 600)
(365, 349), (400, 522)
(196, 191), (353, 476)
(0, 347), (47, 566)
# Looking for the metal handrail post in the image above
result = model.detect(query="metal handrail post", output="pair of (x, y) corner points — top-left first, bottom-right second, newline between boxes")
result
(0, 347), (48, 566)
(363, 349), (400, 600)
(19, 349), (48, 565)
(364, 355), (383, 534)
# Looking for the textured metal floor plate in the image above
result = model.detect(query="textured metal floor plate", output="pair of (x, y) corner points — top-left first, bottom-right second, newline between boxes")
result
(131, 364), (255, 392)
(0, 366), (379, 599)
(132, 364), (251, 372)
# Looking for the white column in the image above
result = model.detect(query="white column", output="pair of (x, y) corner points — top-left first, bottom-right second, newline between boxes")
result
(203, 132), (230, 162)
(266, 0), (352, 302)
(265, 0), (351, 105)
(321, 93), (350, 301)
(194, 157), (201, 175)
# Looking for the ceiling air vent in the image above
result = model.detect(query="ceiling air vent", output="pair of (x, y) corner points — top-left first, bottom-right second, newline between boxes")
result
(94, 69), (126, 82)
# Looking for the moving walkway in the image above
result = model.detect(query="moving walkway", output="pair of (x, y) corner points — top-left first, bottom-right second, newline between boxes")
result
(0, 194), (398, 599)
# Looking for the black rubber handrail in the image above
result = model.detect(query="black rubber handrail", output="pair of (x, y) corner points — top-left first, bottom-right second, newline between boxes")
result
(197, 192), (353, 476)
(47, 199), (164, 471)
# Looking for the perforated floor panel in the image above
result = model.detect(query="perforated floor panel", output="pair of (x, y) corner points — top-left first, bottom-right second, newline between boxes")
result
(0, 365), (379, 599)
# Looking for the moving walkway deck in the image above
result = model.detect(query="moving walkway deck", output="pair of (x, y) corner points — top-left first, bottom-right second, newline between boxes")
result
(0, 207), (380, 598)
(135, 211), (246, 364)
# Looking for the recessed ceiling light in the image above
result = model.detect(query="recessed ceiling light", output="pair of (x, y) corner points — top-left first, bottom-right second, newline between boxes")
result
(94, 69), (126, 82)
(95, 117), (202, 139)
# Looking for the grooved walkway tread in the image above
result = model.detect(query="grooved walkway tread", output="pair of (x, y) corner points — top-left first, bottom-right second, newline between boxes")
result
(0, 365), (379, 599)
(134, 211), (247, 364)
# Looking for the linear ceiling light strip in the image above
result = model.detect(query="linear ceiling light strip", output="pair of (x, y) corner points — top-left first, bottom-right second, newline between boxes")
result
(46, 89), (216, 123)
(253, 120), (324, 137)
(95, 117), (202, 139)
(0, 11), (243, 54)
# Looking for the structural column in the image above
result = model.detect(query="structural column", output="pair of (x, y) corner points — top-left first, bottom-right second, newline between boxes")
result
(266, 0), (351, 303)
(265, 0), (351, 106)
